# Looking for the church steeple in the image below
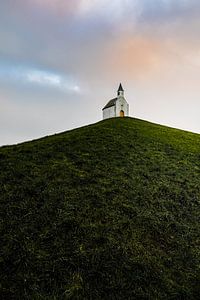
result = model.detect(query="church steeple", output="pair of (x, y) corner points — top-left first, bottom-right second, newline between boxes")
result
(117, 83), (124, 97)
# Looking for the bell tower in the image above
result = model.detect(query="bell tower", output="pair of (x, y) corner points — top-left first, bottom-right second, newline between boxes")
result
(117, 83), (124, 97)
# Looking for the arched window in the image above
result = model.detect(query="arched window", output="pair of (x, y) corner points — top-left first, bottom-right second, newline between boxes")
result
(120, 110), (124, 117)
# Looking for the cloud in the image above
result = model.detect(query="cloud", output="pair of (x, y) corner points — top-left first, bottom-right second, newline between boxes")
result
(25, 69), (80, 93)
(0, 62), (80, 94)
(0, 0), (80, 17)
(1, 0), (200, 84)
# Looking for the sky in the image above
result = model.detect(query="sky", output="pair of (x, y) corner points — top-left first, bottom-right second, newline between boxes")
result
(0, 0), (200, 146)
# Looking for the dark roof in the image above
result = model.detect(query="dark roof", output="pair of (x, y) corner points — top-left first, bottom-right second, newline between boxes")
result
(118, 83), (124, 92)
(102, 98), (117, 110)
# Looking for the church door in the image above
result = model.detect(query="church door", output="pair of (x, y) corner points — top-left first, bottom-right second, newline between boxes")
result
(120, 110), (125, 117)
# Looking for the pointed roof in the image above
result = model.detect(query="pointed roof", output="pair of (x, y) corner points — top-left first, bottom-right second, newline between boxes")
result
(102, 98), (117, 110)
(102, 83), (125, 110)
(118, 83), (124, 92)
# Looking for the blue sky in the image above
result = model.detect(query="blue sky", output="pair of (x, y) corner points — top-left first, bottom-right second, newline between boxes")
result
(0, 0), (200, 145)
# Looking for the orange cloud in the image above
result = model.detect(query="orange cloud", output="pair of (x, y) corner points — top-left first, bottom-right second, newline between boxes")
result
(106, 36), (167, 79)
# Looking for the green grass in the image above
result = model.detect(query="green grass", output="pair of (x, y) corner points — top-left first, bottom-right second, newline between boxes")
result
(0, 117), (200, 299)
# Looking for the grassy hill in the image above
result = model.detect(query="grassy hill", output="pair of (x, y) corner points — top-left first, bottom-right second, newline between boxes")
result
(0, 117), (200, 299)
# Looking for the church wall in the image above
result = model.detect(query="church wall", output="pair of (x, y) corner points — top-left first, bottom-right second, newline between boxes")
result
(103, 106), (116, 120)
(115, 97), (129, 117)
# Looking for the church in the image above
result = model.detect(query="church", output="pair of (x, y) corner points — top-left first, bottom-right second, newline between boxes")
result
(102, 84), (129, 120)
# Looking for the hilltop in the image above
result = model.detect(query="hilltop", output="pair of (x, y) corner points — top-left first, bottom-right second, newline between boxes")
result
(0, 117), (200, 299)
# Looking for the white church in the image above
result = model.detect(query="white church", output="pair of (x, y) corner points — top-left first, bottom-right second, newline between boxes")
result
(102, 84), (129, 120)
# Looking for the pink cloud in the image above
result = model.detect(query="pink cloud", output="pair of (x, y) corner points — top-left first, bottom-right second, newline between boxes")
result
(5, 0), (80, 17)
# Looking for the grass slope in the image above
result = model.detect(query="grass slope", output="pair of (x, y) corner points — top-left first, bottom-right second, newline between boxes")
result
(0, 117), (200, 299)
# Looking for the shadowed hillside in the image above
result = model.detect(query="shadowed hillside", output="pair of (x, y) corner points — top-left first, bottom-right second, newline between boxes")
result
(0, 117), (200, 299)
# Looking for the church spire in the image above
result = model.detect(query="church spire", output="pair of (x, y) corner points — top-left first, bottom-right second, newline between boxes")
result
(117, 83), (124, 96)
(118, 83), (124, 92)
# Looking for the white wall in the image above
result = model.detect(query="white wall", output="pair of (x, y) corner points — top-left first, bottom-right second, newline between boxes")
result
(103, 96), (129, 120)
(115, 96), (129, 117)
(103, 105), (116, 119)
